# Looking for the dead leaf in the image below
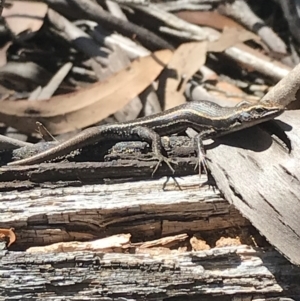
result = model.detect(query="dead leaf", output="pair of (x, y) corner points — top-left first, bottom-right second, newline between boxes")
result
(176, 11), (262, 53)
(175, 11), (245, 31)
(0, 228), (16, 247)
(163, 42), (207, 109)
(0, 49), (173, 134)
(208, 27), (260, 52)
(3, 1), (48, 35)
(210, 81), (247, 104)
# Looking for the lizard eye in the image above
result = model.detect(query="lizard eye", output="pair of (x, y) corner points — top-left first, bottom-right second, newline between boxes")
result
(255, 107), (266, 114)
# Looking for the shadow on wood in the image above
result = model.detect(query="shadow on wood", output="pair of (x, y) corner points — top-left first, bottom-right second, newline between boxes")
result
(207, 110), (300, 266)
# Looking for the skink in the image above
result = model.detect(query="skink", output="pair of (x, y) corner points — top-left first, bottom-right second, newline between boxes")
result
(8, 100), (284, 173)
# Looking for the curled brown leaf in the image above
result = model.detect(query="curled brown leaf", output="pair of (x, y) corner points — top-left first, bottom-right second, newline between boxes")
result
(0, 228), (16, 247)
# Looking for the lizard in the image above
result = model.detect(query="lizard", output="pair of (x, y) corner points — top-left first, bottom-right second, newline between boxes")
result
(8, 100), (284, 174)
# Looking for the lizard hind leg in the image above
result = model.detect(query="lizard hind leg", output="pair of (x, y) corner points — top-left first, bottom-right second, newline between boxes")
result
(130, 126), (177, 176)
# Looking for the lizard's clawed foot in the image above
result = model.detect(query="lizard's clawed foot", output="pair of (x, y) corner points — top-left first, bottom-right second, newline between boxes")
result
(151, 155), (177, 176)
(193, 134), (209, 177)
(194, 154), (208, 176)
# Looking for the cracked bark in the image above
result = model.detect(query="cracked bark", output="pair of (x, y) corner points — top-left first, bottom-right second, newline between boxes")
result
(207, 110), (300, 266)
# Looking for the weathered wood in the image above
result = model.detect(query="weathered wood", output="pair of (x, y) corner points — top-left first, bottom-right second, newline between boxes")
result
(207, 110), (300, 266)
(0, 245), (299, 300)
(1, 111), (300, 298)
(0, 136), (197, 189)
(0, 175), (249, 248)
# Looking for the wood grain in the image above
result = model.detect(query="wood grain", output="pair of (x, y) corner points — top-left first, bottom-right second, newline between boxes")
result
(207, 110), (300, 265)
(0, 246), (299, 299)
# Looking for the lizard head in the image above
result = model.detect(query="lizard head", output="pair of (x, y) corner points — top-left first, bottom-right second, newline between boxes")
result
(235, 103), (284, 126)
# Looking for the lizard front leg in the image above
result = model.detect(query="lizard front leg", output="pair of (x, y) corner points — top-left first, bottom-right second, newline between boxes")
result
(130, 126), (177, 176)
(192, 128), (216, 176)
